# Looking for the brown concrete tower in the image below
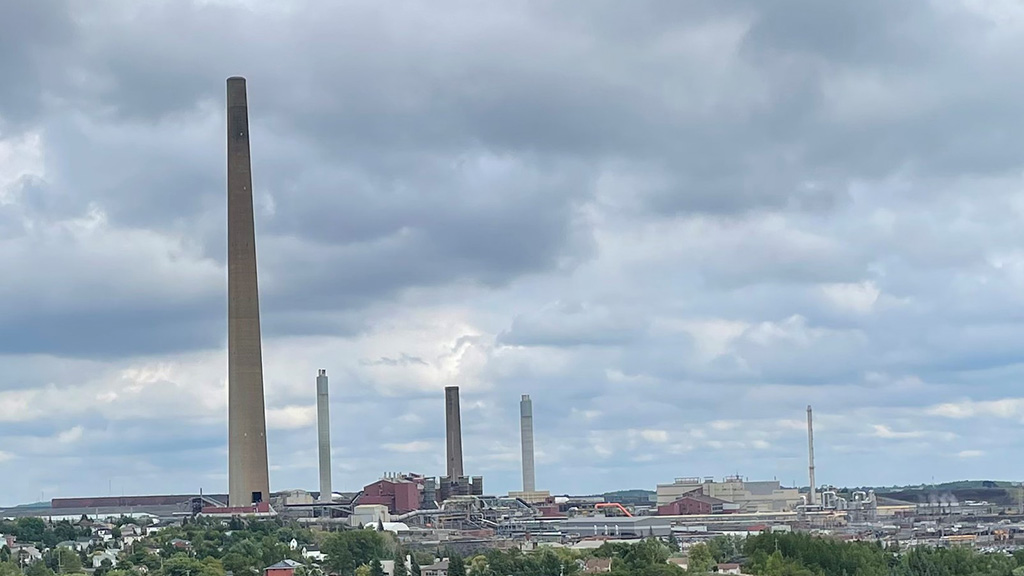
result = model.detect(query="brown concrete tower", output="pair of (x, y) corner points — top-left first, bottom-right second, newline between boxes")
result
(445, 386), (464, 480)
(226, 76), (270, 506)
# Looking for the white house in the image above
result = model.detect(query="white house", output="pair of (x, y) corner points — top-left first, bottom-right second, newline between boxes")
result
(92, 550), (119, 569)
(301, 546), (326, 562)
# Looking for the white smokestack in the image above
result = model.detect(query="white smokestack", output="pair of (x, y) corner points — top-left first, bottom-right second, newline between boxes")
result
(807, 405), (816, 506)
(316, 369), (332, 503)
(520, 394), (536, 493)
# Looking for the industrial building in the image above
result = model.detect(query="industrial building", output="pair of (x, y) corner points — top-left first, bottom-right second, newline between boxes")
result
(656, 476), (803, 513)
(657, 492), (739, 516)
(359, 474), (424, 514)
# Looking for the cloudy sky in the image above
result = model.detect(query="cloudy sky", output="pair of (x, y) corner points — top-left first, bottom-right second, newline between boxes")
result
(4, 0), (1024, 506)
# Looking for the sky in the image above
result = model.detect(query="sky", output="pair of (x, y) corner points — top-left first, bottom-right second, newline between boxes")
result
(3, 0), (1024, 506)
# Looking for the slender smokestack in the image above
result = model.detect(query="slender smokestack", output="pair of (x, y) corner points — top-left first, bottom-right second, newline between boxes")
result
(520, 395), (536, 493)
(807, 405), (816, 506)
(445, 386), (464, 479)
(316, 369), (332, 503)
(227, 76), (270, 507)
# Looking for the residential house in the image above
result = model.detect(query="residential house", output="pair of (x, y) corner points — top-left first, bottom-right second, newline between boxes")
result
(92, 550), (119, 569)
(421, 559), (449, 576)
(716, 564), (742, 575)
(121, 524), (143, 538)
(169, 539), (191, 551)
(301, 545), (325, 562)
(11, 545), (43, 564)
(581, 558), (613, 574)
(264, 559), (302, 576)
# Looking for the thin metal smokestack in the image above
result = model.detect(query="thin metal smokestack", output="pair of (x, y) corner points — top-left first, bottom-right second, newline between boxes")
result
(445, 386), (464, 479)
(807, 405), (816, 506)
(520, 395), (536, 493)
(316, 369), (332, 503)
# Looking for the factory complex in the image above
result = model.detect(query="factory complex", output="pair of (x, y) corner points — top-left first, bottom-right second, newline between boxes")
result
(7, 77), (1023, 560)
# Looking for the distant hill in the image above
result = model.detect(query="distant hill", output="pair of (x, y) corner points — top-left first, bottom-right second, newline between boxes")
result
(8, 501), (49, 509)
(601, 490), (656, 505)
(869, 481), (1021, 507)
(845, 480), (1017, 492)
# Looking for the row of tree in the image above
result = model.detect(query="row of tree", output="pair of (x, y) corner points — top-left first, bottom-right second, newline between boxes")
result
(12, 515), (1024, 576)
(0, 519), (92, 549)
(743, 532), (1024, 576)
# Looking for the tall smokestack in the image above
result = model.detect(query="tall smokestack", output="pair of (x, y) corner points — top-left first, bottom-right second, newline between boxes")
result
(316, 369), (332, 503)
(226, 76), (270, 507)
(445, 386), (464, 479)
(807, 405), (816, 506)
(520, 395), (536, 493)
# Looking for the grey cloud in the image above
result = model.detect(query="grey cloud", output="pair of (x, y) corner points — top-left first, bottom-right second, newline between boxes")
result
(361, 355), (429, 368)
(7, 0), (1024, 504)
(498, 301), (647, 347)
(0, 0), (73, 128)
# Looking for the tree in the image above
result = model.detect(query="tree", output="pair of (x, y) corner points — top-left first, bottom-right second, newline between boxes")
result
(410, 556), (421, 576)
(706, 536), (742, 564)
(667, 534), (680, 554)
(686, 544), (713, 575)
(222, 553), (256, 576)
(126, 550), (161, 572)
(625, 539), (668, 569)
(447, 556), (466, 576)
(370, 560), (385, 576)
(15, 518), (47, 543)
(0, 562), (20, 576)
(393, 550), (409, 576)
(162, 554), (223, 576)
(53, 523), (77, 544)
(51, 548), (83, 574)
(355, 566), (371, 576)
(467, 556), (487, 576)
(26, 562), (56, 576)
(537, 551), (561, 576)
(95, 559), (114, 576)
(322, 531), (386, 576)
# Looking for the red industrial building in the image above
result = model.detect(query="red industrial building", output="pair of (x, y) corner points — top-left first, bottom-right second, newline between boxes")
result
(657, 492), (732, 515)
(359, 477), (421, 514)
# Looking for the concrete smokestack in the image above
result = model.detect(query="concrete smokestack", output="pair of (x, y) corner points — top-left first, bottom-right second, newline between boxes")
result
(316, 369), (332, 503)
(520, 394), (536, 493)
(226, 76), (270, 507)
(445, 386), (464, 479)
(807, 405), (816, 506)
